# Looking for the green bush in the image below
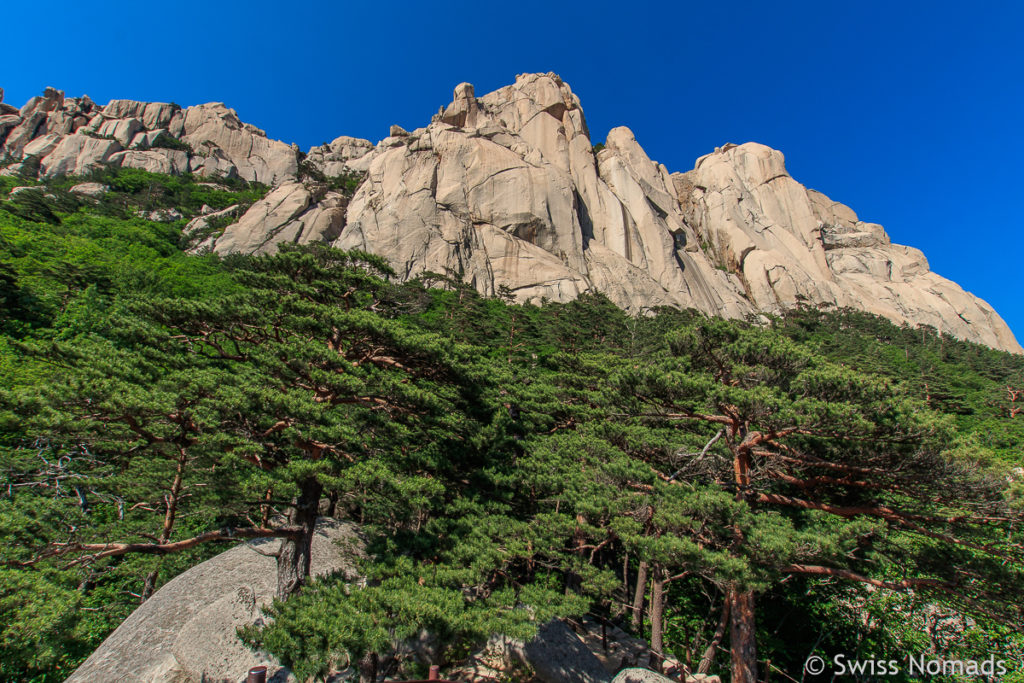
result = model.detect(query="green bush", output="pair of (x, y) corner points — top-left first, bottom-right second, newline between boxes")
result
(149, 133), (192, 154)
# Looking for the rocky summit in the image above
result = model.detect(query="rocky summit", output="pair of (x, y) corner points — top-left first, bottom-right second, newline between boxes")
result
(2, 74), (1018, 352)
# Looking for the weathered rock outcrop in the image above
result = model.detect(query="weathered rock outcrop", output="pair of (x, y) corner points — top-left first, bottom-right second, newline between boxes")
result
(181, 103), (299, 183)
(673, 142), (1021, 352)
(213, 73), (1015, 351)
(208, 180), (349, 254)
(1, 88), (298, 184)
(66, 519), (362, 683)
(2, 77), (1018, 351)
(326, 75), (751, 317)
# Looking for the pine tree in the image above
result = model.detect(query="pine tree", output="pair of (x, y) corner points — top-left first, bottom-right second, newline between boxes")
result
(16, 244), (480, 599)
(615, 317), (1024, 682)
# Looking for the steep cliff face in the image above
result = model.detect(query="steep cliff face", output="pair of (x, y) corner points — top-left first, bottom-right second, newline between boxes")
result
(673, 143), (1022, 352)
(1, 77), (1019, 352)
(324, 75), (750, 318)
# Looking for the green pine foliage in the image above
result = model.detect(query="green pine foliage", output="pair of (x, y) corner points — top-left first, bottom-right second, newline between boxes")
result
(0, 166), (1022, 682)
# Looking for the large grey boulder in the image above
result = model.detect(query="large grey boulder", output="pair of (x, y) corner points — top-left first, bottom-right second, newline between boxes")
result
(39, 133), (122, 177)
(612, 669), (673, 683)
(66, 518), (362, 683)
(613, 669), (721, 683)
(516, 620), (612, 683)
(466, 619), (612, 683)
(97, 117), (144, 146)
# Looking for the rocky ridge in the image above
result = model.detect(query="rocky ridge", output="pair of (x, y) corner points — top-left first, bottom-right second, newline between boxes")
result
(1, 77), (1018, 352)
(0, 86), (297, 184)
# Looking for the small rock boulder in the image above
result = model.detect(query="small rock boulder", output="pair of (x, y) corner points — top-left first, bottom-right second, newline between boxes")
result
(70, 182), (108, 197)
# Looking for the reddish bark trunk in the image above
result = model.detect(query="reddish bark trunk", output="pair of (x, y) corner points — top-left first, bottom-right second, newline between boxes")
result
(729, 587), (758, 683)
(141, 447), (188, 601)
(698, 594), (730, 674)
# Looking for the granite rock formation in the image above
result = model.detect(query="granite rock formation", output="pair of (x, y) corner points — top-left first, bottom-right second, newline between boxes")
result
(1, 76), (1018, 352)
(65, 519), (362, 683)
(673, 142), (1020, 352)
(1, 88), (297, 183)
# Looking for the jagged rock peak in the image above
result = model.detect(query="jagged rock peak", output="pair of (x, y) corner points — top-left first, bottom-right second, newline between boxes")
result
(673, 142), (1021, 352)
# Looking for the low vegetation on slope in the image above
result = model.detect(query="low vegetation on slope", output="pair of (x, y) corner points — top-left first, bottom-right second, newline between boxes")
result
(0, 169), (1022, 682)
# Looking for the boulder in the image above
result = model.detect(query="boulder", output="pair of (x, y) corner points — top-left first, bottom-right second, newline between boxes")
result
(189, 146), (240, 179)
(0, 114), (21, 141)
(66, 518), (363, 683)
(612, 669), (673, 683)
(3, 111), (48, 157)
(137, 208), (184, 222)
(183, 204), (241, 251)
(612, 670), (720, 683)
(97, 117), (144, 146)
(206, 182), (347, 255)
(486, 619), (611, 683)
(128, 129), (167, 149)
(171, 587), (282, 682)
(103, 100), (178, 130)
(304, 135), (377, 176)
(110, 149), (189, 175)
(21, 133), (62, 159)
(39, 133), (122, 177)
(69, 182), (108, 197)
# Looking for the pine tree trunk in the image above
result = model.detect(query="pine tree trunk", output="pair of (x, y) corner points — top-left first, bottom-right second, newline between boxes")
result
(698, 594), (730, 674)
(631, 560), (649, 630)
(648, 565), (666, 673)
(613, 551), (630, 618)
(141, 447), (188, 602)
(358, 651), (378, 683)
(729, 587), (758, 683)
(276, 476), (322, 599)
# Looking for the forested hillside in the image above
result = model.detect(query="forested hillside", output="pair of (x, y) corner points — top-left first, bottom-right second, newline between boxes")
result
(1, 168), (1022, 682)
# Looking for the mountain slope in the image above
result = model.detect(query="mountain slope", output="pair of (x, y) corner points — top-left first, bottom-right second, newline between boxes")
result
(1, 76), (1018, 352)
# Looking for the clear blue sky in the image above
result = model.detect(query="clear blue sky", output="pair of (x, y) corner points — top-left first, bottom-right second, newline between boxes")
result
(4, 1), (1022, 343)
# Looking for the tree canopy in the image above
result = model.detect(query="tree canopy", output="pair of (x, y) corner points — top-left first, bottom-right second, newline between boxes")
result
(1, 168), (1022, 682)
